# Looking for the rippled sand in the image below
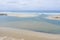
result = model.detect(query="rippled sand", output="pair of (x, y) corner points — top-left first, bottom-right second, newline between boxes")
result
(0, 27), (60, 40)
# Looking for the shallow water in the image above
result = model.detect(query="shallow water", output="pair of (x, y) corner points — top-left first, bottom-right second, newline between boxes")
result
(0, 16), (60, 34)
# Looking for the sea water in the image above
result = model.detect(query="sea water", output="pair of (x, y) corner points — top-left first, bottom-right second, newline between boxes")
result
(0, 12), (60, 34)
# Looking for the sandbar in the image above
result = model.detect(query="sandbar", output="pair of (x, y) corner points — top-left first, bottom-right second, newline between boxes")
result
(46, 15), (60, 20)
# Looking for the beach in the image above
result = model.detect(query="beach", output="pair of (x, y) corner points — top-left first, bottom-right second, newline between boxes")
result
(0, 13), (60, 40)
(0, 12), (40, 18)
(0, 27), (60, 40)
(0, 0), (60, 39)
(7, 13), (40, 18)
(46, 15), (60, 20)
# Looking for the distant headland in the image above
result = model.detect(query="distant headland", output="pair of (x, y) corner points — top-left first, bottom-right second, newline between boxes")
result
(0, 13), (7, 16)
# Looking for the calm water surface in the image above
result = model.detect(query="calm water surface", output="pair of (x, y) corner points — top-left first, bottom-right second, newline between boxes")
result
(0, 13), (60, 34)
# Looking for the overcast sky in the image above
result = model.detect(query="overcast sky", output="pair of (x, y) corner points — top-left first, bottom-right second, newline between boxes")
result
(0, 0), (60, 11)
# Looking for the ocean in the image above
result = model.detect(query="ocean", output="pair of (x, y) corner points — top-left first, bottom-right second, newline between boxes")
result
(0, 12), (60, 34)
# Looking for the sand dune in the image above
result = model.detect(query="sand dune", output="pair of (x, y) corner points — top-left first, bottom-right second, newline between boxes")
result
(0, 27), (60, 40)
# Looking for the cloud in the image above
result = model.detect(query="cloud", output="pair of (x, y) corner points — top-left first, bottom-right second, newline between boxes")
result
(0, 0), (60, 10)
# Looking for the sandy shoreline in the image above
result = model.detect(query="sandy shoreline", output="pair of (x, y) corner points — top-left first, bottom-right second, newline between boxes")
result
(0, 13), (60, 40)
(7, 13), (40, 18)
(46, 15), (60, 20)
(6, 14), (60, 20)
(0, 27), (60, 40)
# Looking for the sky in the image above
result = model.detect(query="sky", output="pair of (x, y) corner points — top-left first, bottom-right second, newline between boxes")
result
(0, 0), (60, 11)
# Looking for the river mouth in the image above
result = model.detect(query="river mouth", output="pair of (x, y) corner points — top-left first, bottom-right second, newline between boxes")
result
(0, 16), (60, 40)
(0, 16), (60, 34)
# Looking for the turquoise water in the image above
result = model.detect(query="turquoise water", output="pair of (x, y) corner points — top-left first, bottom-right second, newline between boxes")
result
(0, 13), (60, 34)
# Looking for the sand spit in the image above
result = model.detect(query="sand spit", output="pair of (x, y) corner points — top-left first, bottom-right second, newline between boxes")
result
(46, 15), (60, 20)
(0, 27), (60, 40)
(7, 13), (40, 18)
(0, 12), (41, 18)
